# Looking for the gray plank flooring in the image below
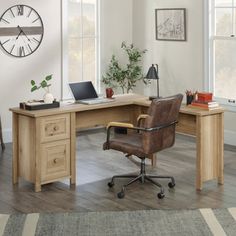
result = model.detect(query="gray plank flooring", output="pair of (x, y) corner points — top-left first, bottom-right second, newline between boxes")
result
(0, 129), (236, 214)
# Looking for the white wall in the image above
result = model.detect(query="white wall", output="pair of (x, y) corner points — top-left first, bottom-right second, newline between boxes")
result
(100, 0), (133, 93)
(0, 0), (62, 142)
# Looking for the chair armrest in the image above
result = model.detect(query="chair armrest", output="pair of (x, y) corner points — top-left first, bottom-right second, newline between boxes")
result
(104, 120), (178, 150)
(107, 122), (134, 129)
(137, 114), (149, 127)
(137, 114), (149, 122)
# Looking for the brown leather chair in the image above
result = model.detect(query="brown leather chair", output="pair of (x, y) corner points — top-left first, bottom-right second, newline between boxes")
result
(103, 94), (183, 199)
(0, 115), (5, 151)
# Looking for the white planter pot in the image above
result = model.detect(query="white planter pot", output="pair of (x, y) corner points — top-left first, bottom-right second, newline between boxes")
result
(44, 92), (54, 104)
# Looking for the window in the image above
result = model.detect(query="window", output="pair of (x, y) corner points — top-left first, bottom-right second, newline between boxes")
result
(208, 0), (236, 106)
(62, 0), (100, 98)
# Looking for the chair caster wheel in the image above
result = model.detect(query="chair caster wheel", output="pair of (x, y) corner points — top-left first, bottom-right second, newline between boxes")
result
(168, 182), (175, 188)
(157, 192), (165, 199)
(108, 182), (114, 188)
(117, 191), (125, 199)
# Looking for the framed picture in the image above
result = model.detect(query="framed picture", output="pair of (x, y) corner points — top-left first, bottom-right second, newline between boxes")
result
(155, 8), (186, 41)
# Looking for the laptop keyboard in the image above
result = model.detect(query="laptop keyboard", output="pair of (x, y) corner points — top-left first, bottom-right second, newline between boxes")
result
(78, 98), (115, 105)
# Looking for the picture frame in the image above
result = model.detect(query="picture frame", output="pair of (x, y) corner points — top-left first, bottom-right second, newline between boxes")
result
(155, 8), (186, 41)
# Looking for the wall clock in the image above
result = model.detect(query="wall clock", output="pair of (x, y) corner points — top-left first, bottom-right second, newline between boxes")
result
(0, 5), (44, 58)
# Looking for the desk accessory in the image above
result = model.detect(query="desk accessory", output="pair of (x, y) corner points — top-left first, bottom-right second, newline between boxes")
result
(187, 91), (219, 110)
(0, 4), (43, 57)
(145, 64), (160, 100)
(106, 88), (114, 98)
(197, 92), (213, 102)
(31, 74), (54, 103)
(20, 100), (60, 111)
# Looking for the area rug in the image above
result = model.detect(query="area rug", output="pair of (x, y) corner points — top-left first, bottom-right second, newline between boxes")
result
(1, 208), (236, 236)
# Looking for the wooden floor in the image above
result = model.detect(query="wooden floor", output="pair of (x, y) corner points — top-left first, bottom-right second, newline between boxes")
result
(0, 129), (236, 214)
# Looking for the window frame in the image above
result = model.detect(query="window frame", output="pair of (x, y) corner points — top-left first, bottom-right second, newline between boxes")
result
(205, 0), (236, 110)
(61, 0), (100, 100)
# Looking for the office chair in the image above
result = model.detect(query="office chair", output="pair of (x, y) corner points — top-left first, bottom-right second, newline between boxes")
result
(0, 115), (5, 151)
(103, 94), (183, 199)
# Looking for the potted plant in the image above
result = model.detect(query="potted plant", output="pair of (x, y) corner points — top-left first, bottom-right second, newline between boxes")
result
(102, 42), (147, 94)
(31, 74), (54, 103)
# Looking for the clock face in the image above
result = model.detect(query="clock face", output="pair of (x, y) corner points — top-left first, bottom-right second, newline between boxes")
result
(0, 5), (44, 57)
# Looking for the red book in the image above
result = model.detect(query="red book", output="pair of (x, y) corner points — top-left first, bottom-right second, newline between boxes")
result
(197, 92), (213, 102)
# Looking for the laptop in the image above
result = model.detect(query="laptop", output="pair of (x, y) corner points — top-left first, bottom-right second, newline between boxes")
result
(69, 81), (115, 105)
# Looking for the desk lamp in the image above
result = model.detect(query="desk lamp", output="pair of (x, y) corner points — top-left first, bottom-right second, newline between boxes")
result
(145, 64), (160, 100)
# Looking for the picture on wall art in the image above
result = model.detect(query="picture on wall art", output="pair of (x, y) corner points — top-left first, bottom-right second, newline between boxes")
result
(155, 8), (186, 41)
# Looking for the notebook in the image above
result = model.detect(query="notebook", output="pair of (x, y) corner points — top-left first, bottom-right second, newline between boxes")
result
(69, 81), (115, 105)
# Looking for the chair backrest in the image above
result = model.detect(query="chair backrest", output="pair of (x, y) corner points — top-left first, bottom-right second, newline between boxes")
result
(142, 94), (183, 154)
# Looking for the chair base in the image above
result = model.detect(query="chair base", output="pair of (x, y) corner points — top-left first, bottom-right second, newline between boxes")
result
(108, 159), (175, 199)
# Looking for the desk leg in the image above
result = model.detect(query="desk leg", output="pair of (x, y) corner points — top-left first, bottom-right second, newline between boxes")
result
(150, 154), (157, 167)
(218, 113), (224, 185)
(35, 118), (41, 192)
(12, 113), (19, 185)
(196, 114), (224, 190)
(196, 116), (203, 190)
(70, 112), (76, 185)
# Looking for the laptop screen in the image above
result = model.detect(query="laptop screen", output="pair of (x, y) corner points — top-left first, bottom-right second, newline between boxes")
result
(69, 81), (98, 100)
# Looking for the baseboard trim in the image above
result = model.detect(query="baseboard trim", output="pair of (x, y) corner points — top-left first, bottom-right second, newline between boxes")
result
(3, 128), (236, 147)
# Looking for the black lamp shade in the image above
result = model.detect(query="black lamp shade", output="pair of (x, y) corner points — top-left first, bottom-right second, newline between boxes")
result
(145, 64), (160, 100)
(145, 64), (159, 80)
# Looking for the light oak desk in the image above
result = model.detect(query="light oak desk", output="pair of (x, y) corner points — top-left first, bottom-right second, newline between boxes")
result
(10, 94), (224, 192)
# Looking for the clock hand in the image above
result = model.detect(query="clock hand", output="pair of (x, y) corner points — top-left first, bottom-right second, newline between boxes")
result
(16, 30), (22, 40)
(17, 26), (31, 42)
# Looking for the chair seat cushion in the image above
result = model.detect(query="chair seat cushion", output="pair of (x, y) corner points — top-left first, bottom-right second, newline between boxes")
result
(103, 132), (146, 158)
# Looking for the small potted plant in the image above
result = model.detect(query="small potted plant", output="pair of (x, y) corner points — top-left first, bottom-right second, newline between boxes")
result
(31, 74), (54, 103)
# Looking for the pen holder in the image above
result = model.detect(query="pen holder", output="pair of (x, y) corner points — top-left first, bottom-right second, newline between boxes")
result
(186, 95), (194, 105)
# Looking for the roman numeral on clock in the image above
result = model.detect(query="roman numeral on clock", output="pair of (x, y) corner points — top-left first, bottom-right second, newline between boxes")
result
(17, 5), (24, 16)
(19, 46), (25, 57)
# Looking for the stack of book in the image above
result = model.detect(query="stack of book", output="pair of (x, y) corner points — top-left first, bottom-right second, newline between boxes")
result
(188, 92), (220, 110)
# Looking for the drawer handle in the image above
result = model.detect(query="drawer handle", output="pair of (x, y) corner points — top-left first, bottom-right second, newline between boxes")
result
(53, 158), (59, 164)
(53, 126), (59, 131)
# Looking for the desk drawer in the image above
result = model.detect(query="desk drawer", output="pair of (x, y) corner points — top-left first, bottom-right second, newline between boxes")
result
(40, 114), (70, 143)
(41, 139), (70, 183)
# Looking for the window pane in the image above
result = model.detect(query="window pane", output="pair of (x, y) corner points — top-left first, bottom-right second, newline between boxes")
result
(215, 8), (232, 35)
(69, 38), (82, 82)
(214, 40), (236, 99)
(215, 0), (232, 7)
(82, 38), (96, 84)
(69, 0), (82, 37)
(82, 0), (96, 36)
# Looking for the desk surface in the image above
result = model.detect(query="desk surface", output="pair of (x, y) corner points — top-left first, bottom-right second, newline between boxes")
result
(10, 93), (224, 117)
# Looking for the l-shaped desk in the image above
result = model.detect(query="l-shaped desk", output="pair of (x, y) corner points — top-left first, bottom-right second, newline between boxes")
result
(10, 94), (224, 192)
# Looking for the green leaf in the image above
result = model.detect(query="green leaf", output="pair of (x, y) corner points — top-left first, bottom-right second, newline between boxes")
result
(31, 86), (38, 92)
(31, 80), (36, 86)
(45, 74), (52, 81)
(40, 80), (47, 88)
